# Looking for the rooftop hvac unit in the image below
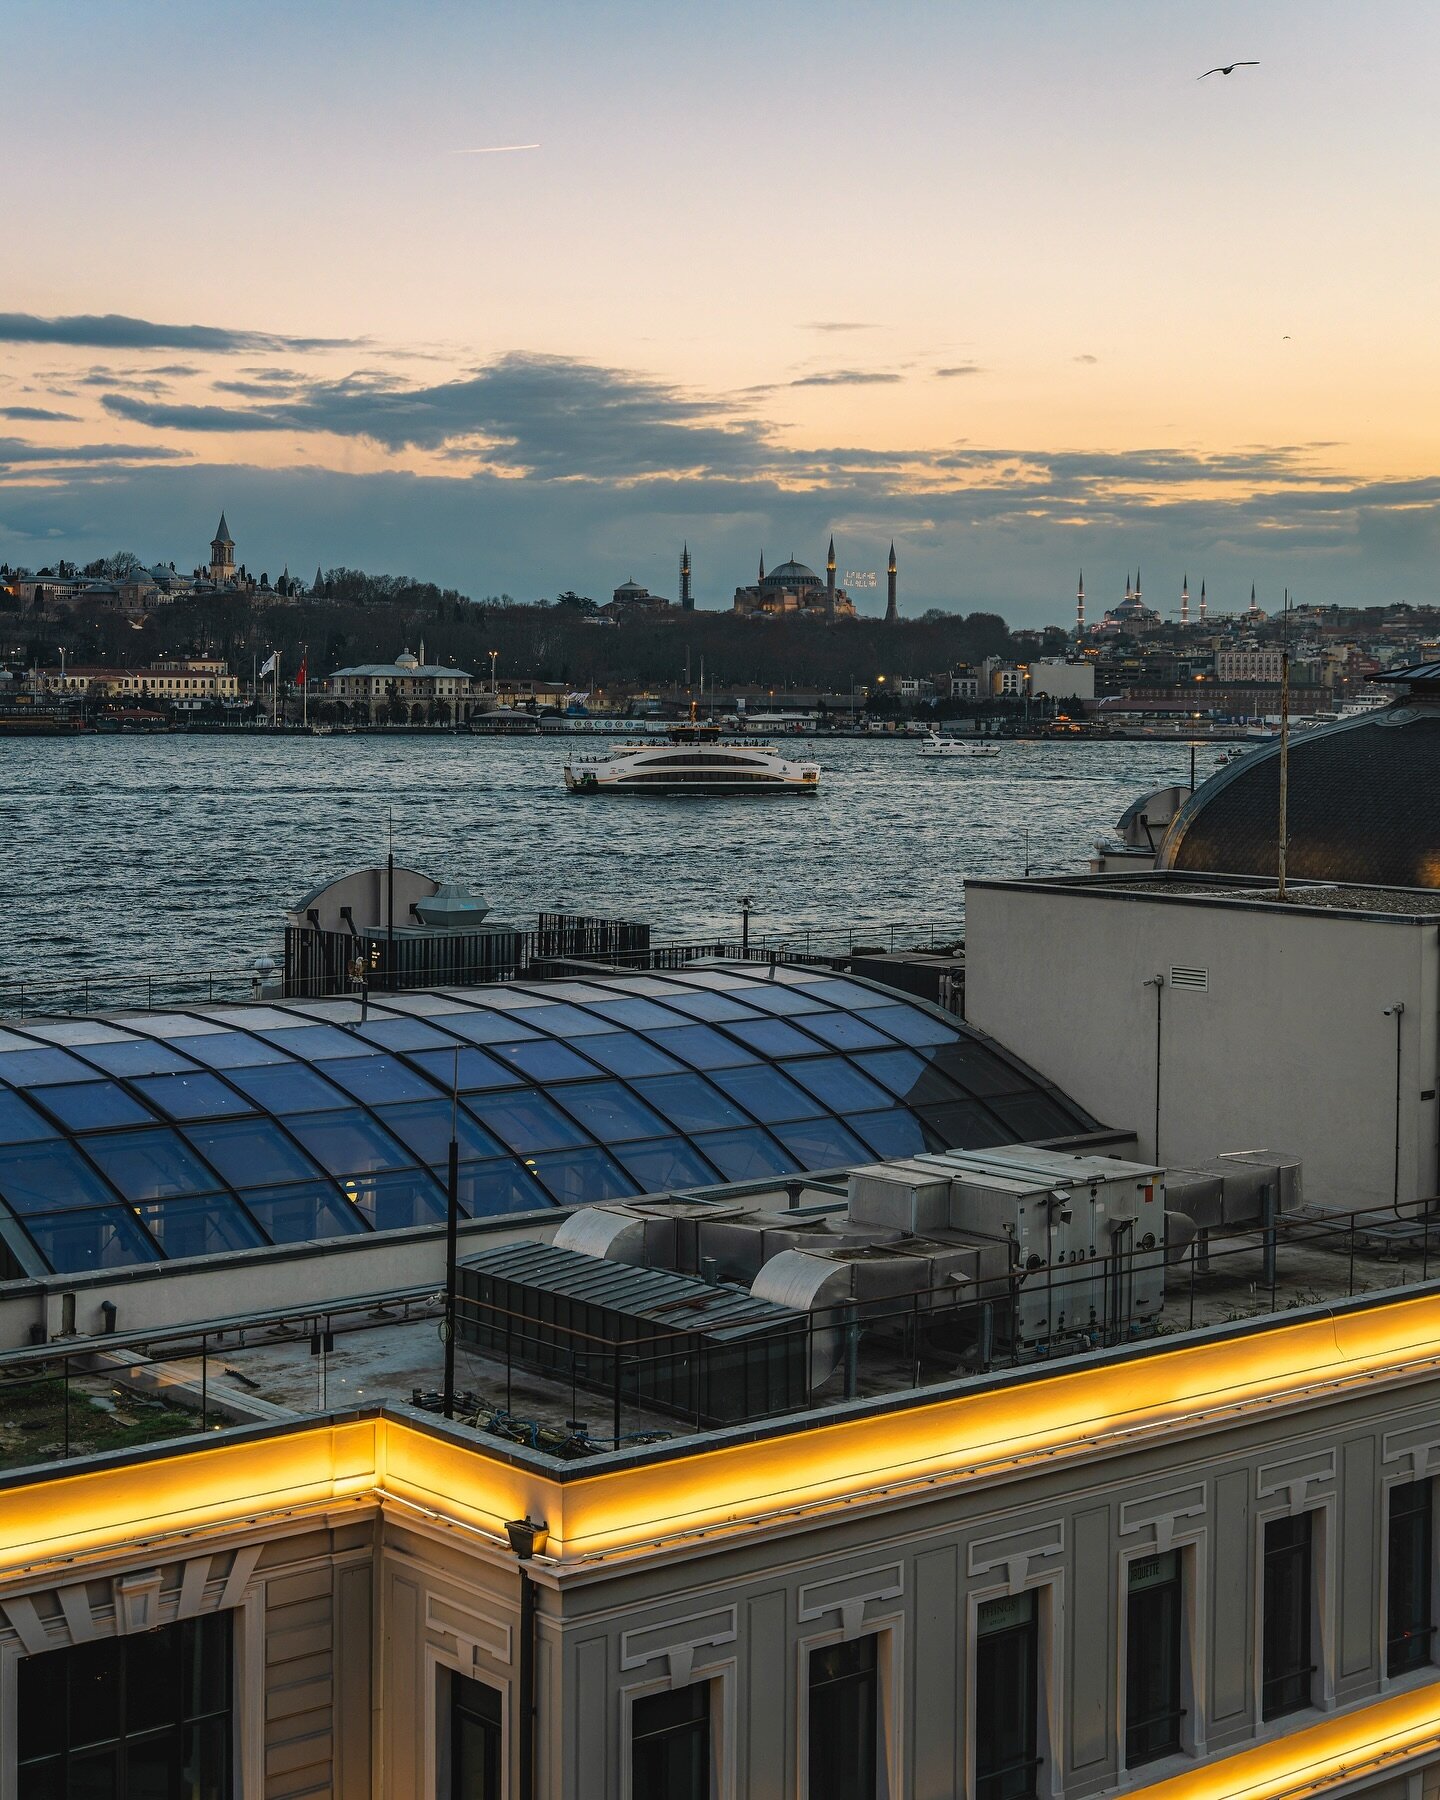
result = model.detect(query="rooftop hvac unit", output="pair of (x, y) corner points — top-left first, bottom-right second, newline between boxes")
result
(457, 1240), (809, 1427)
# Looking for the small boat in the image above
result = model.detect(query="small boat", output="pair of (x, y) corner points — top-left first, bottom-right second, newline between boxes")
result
(564, 724), (820, 795)
(919, 729), (1000, 759)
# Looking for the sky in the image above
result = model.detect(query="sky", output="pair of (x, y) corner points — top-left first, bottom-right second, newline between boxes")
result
(2, 0), (1438, 624)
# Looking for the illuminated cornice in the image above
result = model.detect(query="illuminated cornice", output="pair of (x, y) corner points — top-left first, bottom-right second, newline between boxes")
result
(4, 1287), (1440, 1585)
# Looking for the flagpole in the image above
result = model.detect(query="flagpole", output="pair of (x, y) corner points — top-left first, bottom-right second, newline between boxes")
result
(302, 647), (308, 729)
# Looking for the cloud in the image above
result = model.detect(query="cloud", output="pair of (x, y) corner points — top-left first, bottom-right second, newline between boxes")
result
(801, 322), (878, 333)
(0, 405), (79, 421)
(934, 364), (983, 379)
(789, 370), (902, 387)
(0, 437), (188, 467)
(0, 312), (361, 353)
(1073, 354), (1099, 364)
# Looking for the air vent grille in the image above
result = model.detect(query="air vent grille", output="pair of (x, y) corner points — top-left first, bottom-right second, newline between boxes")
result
(1169, 965), (1209, 992)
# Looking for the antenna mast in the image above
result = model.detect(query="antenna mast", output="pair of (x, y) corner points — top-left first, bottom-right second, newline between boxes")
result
(1277, 589), (1291, 901)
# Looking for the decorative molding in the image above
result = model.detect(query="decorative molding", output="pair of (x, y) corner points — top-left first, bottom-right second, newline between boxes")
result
(1381, 1425), (1440, 1483)
(115, 1570), (164, 1635)
(797, 1563), (903, 1640)
(425, 1594), (511, 1665)
(1257, 1449), (1337, 1514)
(968, 1520), (1064, 1595)
(1119, 1482), (1207, 1552)
(620, 1606), (737, 1675)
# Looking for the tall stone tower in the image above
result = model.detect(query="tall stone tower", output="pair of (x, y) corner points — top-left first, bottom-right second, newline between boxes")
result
(1076, 571), (1085, 639)
(884, 542), (898, 623)
(680, 543), (693, 611)
(826, 536), (836, 622)
(1180, 573), (1190, 629)
(209, 512), (236, 585)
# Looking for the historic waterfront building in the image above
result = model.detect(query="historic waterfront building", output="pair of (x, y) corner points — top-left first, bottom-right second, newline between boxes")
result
(324, 643), (476, 716)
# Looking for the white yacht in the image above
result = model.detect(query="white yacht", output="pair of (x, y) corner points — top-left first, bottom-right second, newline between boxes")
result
(564, 727), (820, 795)
(919, 729), (1001, 759)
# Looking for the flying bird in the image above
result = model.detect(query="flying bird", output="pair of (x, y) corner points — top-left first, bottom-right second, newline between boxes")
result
(456, 143), (541, 155)
(1198, 61), (1258, 79)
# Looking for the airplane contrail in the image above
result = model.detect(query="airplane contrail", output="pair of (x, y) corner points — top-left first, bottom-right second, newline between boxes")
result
(456, 144), (541, 155)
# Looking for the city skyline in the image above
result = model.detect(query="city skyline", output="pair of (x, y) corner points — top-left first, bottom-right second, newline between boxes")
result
(3, 0), (1439, 619)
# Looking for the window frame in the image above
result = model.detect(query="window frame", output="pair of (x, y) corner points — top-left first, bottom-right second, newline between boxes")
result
(1114, 1529), (1206, 1775)
(965, 1574), (1061, 1800)
(1255, 1503), (1330, 1724)
(1380, 1467), (1440, 1687)
(619, 1661), (736, 1800)
(425, 1644), (511, 1800)
(795, 1619), (901, 1800)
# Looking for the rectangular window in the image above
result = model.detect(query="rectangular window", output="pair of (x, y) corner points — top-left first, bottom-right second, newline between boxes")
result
(632, 1682), (709, 1800)
(1262, 1512), (1315, 1720)
(1388, 1480), (1435, 1676)
(1126, 1551), (1184, 1765)
(975, 1591), (1040, 1800)
(808, 1635), (878, 1800)
(450, 1670), (502, 1799)
(16, 1612), (232, 1797)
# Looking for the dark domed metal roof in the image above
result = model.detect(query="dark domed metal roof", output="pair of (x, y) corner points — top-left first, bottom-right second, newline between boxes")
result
(1159, 691), (1440, 888)
(762, 559), (821, 588)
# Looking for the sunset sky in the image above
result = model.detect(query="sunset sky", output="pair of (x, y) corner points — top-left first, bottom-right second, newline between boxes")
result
(3, 0), (1438, 621)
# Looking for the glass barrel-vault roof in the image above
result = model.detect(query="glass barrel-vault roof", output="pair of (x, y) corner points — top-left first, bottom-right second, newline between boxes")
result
(0, 964), (1098, 1278)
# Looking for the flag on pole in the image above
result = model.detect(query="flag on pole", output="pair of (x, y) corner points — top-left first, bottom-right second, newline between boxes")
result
(296, 653), (308, 688)
(258, 651), (278, 679)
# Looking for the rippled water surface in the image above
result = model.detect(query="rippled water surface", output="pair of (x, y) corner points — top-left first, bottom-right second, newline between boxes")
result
(0, 734), (1210, 979)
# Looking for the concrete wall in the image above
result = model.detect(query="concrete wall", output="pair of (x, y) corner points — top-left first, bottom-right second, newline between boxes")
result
(964, 881), (1440, 1212)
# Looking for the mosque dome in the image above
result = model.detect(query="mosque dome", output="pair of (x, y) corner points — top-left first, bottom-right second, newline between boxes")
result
(762, 559), (822, 589)
(1158, 665), (1440, 888)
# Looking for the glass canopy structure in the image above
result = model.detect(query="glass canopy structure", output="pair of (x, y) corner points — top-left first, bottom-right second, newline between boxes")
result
(0, 964), (1098, 1278)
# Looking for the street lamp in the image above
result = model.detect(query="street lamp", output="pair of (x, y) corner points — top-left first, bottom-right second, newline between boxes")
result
(488, 649), (498, 696)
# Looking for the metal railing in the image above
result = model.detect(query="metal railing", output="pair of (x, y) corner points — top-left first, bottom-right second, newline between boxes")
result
(1, 1196), (1436, 1474)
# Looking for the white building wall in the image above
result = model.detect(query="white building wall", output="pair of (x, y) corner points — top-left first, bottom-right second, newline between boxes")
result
(1028, 660), (1096, 700)
(963, 881), (1440, 1211)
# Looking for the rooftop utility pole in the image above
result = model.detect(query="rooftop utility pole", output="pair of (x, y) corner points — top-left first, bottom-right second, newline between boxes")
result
(1277, 589), (1291, 901)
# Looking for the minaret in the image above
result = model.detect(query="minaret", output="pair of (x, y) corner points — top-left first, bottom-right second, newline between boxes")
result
(1249, 582), (1258, 621)
(1134, 565), (1142, 607)
(1125, 572), (1133, 601)
(1200, 579), (1207, 624)
(1180, 572), (1190, 629)
(313, 564), (324, 596)
(758, 551), (765, 584)
(1076, 571), (1085, 638)
(826, 535), (836, 622)
(885, 542), (898, 623)
(680, 543), (693, 611)
(209, 511), (236, 585)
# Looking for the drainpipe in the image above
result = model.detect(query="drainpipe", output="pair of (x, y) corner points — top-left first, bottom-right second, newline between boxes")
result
(506, 1517), (549, 1800)
(1143, 975), (1166, 1162)
(1384, 1003), (1406, 1215)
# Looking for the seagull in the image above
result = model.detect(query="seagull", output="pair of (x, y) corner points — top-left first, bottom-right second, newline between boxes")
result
(1198, 61), (1259, 79)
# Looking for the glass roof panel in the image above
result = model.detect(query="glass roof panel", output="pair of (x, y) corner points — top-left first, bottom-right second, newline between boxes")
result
(574, 996), (681, 1029)
(613, 1137), (721, 1194)
(183, 1120), (325, 1189)
(437, 1011), (542, 1046)
(710, 1065), (827, 1124)
(988, 1091), (1088, 1141)
(925, 1040), (1034, 1098)
(464, 1092), (592, 1154)
(662, 969), (757, 990)
(344, 1167), (447, 1232)
(778, 1057), (893, 1114)
(313, 1055), (440, 1106)
(14, 1021), (136, 1045)
(856, 1006), (958, 1047)
(795, 1012), (895, 1053)
(372, 1100), (506, 1166)
(35, 1081), (156, 1133)
(350, 1017), (458, 1053)
(736, 985), (827, 1016)
(690, 1128), (795, 1182)
(632, 1073), (753, 1135)
(770, 1117), (871, 1170)
(722, 1018), (819, 1059)
(77, 1039), (202, 1078)
(23, 1206), (158, 1273)
(285, 1111), (415, 1176)
(126, 1015), (228, 1039)
(0, 1141), (124, 1213)
(490, 1041), (601, 1083)
(550, 1081), (671, 1143)
(916, 1099), (1012, 1148)
(506, 1003), (619, 1038)
(0, 1090), (60, 1146)
(179, 1033), (291, 1070)
(653, 991), (760, 1024)
(242, 1182), (369, 1245)
(643, 1025), (756, 1070)
(575, 1034), (687, 1079)
(851, 1048), (964, 1107)
(223, 1063), (351, 1115)
(0, 1047), (101, 1088)
(130, 1072), (256, 1122)
(136, 1196), (264, 1260)
(408, 1047), (525, 1092)
(203, 1007), (307, 1029)
(806, 978), (902, 1009)
(84, 1130), (225, 1201)
(256, 1024), (375, 1060)
(457, 1163), (551, 1218)
(848, 1109), (932, 1160)
(526, 1145), (634, 1207)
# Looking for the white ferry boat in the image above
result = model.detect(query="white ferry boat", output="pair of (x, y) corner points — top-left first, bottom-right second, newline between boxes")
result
(564, 726), (820, 796)
(919, 729), (1001, 759)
